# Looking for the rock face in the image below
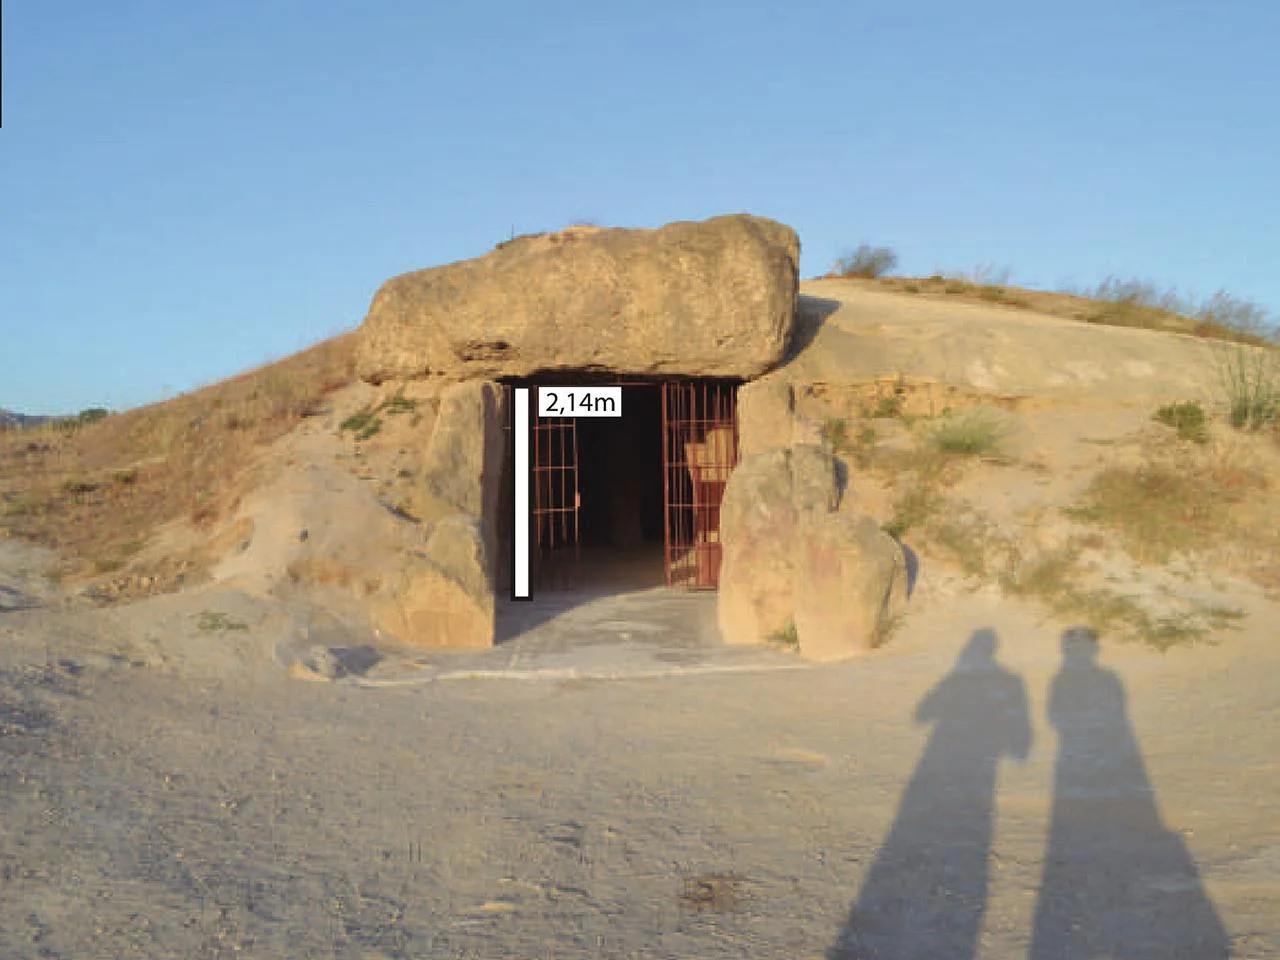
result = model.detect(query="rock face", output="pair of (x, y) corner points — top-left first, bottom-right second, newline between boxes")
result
(717, 412), (909, 660)
(371, 381), (506, 649)
(717, 449), (798, 645)
(736, 379), (795, 457)
(356, 214), (801, 384)
(794, 513), (909, 662)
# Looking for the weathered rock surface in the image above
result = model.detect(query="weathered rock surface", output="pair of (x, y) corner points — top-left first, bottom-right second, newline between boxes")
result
(736, 379), (795, 457)
(373, 381), (507, 648)
(356, 214), (801, 383)
(717, 438), (905, 660)
(793, 513), (909, 662)
(409, 381), (507, 524)
(717, 450), (798, 646)
(789, 443), (841, 514)
(372, 517), (495, 649)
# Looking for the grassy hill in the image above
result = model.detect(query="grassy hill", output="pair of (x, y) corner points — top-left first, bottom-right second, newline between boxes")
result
(0, 333), (356, 583)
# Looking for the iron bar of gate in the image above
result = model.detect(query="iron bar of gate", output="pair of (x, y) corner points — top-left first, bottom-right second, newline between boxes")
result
(528, 387), (580, 589)
(661, 380), (738, 590)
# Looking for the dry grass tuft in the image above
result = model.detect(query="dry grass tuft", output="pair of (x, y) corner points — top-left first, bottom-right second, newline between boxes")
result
(926, 409), (1012, 458)
(0, 333), (357, 586)
(1001, 544), (1246, 650)
(1214, 343), (1280, 431)
(1068, 460), (1267, 564)
(836, 274), (1277, 347)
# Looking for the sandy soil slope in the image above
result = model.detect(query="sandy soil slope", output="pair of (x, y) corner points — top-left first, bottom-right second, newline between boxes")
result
(2, 285), (1278, 958)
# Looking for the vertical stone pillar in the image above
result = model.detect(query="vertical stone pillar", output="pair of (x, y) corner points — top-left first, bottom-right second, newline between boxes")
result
(372, 380), (508, 648)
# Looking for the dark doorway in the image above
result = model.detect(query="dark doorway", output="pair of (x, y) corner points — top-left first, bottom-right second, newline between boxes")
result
(576, 384), (664, 550)
(500, 377), (739, 593)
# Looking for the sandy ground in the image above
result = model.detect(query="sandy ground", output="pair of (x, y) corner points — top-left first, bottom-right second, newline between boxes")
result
(3, 288), (1279, 958)
(2, 534), (1278, 959)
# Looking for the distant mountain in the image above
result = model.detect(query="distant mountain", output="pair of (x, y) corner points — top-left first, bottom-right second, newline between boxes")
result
(0, 409), (61, 431)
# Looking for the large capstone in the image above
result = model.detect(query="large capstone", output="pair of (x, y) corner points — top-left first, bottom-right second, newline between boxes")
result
(356, 214), (800, 383)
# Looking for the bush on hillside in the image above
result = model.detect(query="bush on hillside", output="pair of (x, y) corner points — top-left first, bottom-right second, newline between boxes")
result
(833, 245), (898, 279)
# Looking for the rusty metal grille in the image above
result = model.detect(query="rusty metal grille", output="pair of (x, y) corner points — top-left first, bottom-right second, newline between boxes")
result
(661, 381), (739, 589)
(531, 386), (580, 586)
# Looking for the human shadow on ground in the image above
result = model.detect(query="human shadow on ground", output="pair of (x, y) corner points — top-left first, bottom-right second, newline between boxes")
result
(829, 628), (1031, 959)
(1030, 628), (1229, 960)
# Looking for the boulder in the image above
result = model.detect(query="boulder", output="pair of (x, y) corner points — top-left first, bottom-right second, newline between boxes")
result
(793, 513), (909, 662)
(716, 449), (797, 645)
(717, 435), (904, 658)
(356, 214), (800, 383)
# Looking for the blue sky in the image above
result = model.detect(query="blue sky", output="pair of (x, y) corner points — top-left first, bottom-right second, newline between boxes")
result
(2, 0), (1277, 414)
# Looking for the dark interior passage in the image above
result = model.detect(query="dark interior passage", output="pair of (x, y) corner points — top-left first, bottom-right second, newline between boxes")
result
(575, 385), (664, 549)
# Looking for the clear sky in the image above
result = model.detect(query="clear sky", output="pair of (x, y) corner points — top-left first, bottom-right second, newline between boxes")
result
(2, 0), (1277, 414)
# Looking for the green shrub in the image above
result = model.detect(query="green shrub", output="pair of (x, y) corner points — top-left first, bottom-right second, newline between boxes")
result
(1215, 345), (1279, 432)
(768, 620), (799, 648)
(339, 407), (383, 440)
(197, 610), (248, 632)
(380, 390), (417, 415)
(1153, 401), (1209, 443)
(926, 409), (1010, 457)
(833, 245), (898, 279)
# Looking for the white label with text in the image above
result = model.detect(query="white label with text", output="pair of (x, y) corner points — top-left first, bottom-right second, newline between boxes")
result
(537, 387), (622, 418)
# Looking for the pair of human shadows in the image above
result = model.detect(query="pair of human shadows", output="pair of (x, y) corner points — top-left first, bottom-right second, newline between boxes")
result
(828, 628), (1229, 960)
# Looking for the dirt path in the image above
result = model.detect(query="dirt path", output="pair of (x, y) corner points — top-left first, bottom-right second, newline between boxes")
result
(2, 569), (1277, 958)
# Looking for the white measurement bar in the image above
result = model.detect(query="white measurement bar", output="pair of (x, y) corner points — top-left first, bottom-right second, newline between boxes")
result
(512, 387), (531, 600)
(537, 386), (622, 418)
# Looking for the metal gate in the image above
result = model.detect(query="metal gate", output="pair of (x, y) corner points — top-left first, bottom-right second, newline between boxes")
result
(661, 381), (739, 589)
(531, 387), (580, 587)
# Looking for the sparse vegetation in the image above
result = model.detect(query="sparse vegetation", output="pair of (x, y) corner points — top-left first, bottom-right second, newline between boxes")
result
(77, 407), (110, 425)
(931, 514), (1003, 579)
(196, 610), (248, 632)
(380, 390), (417, 416)
(836, 269), (1277, 347)
(868, 393), (905, 419)
(0, 333), (356, 582)
(884, 481), (943, 539)
(339, 408), (383, 441)
(1214, 344), (1279, 432)
(1079, 278), (1277, 345)
(1153, 401), (1209, 444)
(340, 389), (420, 442)
(768, 620), (799, 649)
(821, 417), (849, 451)
(1000, 544), (1246, 650)
(1068, 461), (1266, 564)
(832, 245), (898, 279)
(821, 418), (883, 470)
(926, 409), (1010, 457)
(858, 375), (909, 420)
